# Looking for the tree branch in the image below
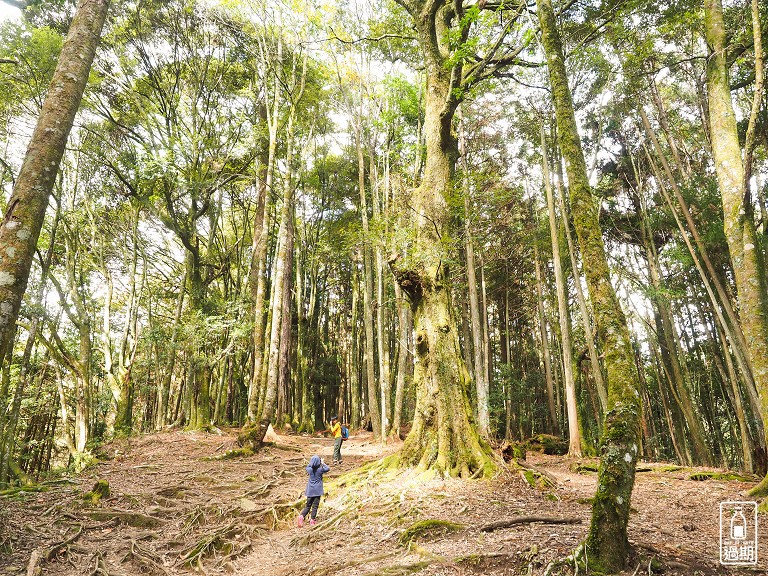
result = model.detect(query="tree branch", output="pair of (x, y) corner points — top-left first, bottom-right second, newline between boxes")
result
(324, 28), (416, 45)
(479, 516), (581, 532)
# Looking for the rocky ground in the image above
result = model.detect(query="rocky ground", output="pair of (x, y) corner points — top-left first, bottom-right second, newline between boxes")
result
(0, 428), (765, 575)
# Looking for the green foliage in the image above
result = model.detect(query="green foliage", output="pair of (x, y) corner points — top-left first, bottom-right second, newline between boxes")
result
(0, 22), (62, 116)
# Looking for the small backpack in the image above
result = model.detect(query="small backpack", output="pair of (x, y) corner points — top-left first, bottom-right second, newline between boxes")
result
(341, 425), (349, 440)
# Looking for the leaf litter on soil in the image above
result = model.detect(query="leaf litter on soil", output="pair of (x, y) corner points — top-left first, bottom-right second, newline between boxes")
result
(0, 428), (759, 576)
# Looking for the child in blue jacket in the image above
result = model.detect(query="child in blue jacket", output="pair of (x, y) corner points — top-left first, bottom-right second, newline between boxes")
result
(297, 454), (330, 527)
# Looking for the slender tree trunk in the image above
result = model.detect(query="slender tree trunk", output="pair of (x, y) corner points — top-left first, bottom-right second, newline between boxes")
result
(459, 112), (489, 437)
(533, 244), (559, 435)
(639, 109), (760, 400)
(555, 175), (607, 412)
(743, 0), (764, 202)
(157, 274), (185, 429)
(350, 261), (361, 429)
(248, 64), (280, 422)
(357, 123), (381, 438)
(0, 0), (110, 365)
(371, 150), (391, 440)
(542, 124), (580, 455)
(538, 0), (641, 569)
(391, 282), (408, 440)
(633, 186), (712, 465)
(277, 206), (294, 426)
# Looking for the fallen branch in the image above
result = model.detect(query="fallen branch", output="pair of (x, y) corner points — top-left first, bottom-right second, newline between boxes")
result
(26, 548), (44, 576)
(516, 460), (559, 488)
(479, 516), (581, 532)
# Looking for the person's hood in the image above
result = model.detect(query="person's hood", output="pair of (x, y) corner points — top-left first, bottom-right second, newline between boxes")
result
(309, 455), (321, 469)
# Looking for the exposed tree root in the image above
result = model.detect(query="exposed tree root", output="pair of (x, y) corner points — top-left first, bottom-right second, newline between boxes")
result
(307, 552), (395, 576)
(85, 509), (164, 528)
(204, 447), (254, 461)
(359, 561), (433, 576)
(454, 552), (512, 565)
(26, 523), (83, 576)
(123, 539), (170, 575)
(256, 497), (304, 529)
(87, 551), (109, 576)
(479, 516), (581, 532)
(399, 519), (464, 546)
(515, 460), (558, 489)
(689, 471), (756, 482)
(178, 522), (252, 568)
(156, 485), (189, 499)
(290, 506), (360, 547)
(245, 478), (279, 498)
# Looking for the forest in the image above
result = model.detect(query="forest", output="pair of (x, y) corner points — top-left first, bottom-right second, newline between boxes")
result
(0, 0), (766, 574)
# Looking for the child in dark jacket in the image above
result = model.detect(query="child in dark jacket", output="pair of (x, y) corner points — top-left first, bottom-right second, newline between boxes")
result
(297, 454), (330, 527)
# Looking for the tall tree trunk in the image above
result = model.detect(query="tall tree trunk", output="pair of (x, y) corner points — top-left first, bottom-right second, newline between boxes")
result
(350, 261), (361, 429)
(391, 282), (409, 440)
(0, 0), (110, 365)
(277, 206), (294, 425)
(389, 15), (495, 476)
(555, 170), (607, 412)
(242, 52), (305, 446)
(0, 207), (58, 483)
(459, 112), (489, 437)
(371, 149), (391, 440)
(639, 109), (760, 401)
(542, 124), (580, 455)
(704, 0), (768, 496)
(248, 65), (280, 422)
(538, 0), (642, 569)
(357, 124), (381, 438)
(633, 185), (712, 465)
(156, 274), (185, 429)
(533, 244), (559, 435)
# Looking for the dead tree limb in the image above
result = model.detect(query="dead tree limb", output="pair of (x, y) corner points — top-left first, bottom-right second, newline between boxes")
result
(479, 516), (581, 532)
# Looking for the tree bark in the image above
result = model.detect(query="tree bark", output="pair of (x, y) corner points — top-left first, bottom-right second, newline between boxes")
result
(541, 124), (580, 456)
(389, 0), (496, 477)
(0, 0), (109, 366)
(555, 170), (607, 413)
(357, 121), (381, 438)
(537, 0), (642, 569)
(459, 111), (489, 437)
(704, 0), (768, 496)
(533, 244), (559, 435)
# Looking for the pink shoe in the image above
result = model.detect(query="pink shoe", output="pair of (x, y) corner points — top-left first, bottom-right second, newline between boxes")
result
(297, 515), (304, 528)
(309, 519), (316, 526)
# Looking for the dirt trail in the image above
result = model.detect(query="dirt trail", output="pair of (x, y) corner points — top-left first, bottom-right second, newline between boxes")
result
(0, 429), (764, 575)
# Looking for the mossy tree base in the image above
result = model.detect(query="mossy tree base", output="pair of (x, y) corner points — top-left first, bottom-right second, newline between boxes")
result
(394, 280), (498, 479)
(237, 422), (268, 450)
(583, 405), (641, 574)
(748, 474), (768, 498)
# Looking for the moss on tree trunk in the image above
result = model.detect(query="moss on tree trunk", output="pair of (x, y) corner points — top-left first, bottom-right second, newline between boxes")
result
(537, 0), (642, 570)
(0, 0), (110, 371)
(704, 0), (768, 498)
(389, 16), (497, 477)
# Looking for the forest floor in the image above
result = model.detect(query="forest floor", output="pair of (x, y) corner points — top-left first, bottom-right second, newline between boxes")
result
(0, 428), (765, 576)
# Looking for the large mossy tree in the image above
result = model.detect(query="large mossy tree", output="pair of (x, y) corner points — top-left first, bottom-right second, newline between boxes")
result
(536, 0), (642, 571)
(389, 0), (531, 478)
